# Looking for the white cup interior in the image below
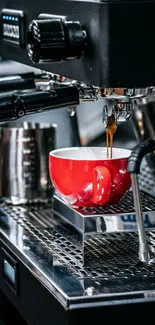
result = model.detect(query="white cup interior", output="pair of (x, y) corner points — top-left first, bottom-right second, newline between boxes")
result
(50, 147), (131, 160)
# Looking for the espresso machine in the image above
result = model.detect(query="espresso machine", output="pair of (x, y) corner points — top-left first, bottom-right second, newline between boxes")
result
(1, 1), (155, 324)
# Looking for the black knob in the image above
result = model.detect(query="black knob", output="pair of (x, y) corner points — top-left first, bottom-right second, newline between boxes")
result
(27, 18), (86, 63)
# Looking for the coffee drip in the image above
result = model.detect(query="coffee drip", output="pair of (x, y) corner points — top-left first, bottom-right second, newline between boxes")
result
(106, 114), (117, 159)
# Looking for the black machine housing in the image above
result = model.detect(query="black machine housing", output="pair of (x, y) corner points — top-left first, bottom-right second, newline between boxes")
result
(0, 0), (154, 88)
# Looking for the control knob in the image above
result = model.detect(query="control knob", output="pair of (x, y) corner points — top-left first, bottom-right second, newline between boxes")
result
(27, 17), (86, 63)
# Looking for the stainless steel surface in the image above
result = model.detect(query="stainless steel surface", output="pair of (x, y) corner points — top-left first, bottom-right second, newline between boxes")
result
(29, 75), (155, 130)
(36, 79), (143, 127)
(0, 122), (56, 204)
(54, 191), (155, 232)
(53, 190), (155, 266)
(131, 174), (150, 263)
(2, 191), (155, 308)
(100, 87), (155, 128)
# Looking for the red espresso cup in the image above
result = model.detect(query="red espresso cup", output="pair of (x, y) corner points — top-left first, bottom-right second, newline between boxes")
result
(49, 147), (131, 207)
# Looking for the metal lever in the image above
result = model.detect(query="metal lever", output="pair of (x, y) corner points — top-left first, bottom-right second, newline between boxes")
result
(127, 139), (155, 263)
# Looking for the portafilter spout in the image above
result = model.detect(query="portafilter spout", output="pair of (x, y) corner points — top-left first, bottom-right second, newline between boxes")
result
(101, 88), (151, 130)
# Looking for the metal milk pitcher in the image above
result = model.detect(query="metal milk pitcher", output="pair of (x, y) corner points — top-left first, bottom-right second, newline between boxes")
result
(0, 122), (56, 204)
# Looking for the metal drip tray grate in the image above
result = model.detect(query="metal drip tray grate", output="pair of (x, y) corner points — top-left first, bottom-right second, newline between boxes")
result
(75, 190), (155, 215)
(53, 190), (155, 268)
(2, 163), (155, 300)
(52, 231), (155, 278)
(1, 196), (155, 281)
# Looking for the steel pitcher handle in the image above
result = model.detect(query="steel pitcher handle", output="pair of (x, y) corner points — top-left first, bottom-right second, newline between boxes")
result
(127, 139), (155, 263)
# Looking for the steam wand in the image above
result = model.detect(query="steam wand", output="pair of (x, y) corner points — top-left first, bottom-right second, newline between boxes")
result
(127, 139), (155, 263)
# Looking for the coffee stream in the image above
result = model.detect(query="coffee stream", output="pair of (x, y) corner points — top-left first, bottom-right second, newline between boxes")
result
(106, 114), (117, 159)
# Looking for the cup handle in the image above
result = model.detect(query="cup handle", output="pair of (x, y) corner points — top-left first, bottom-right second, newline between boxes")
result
(91, 166), (112, 205)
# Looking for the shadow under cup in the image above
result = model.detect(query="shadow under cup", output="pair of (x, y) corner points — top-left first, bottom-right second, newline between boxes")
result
(49, 147), (131, 207)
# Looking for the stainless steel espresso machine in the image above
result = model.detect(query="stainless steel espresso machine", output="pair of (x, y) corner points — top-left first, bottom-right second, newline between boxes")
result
(2, 1), (155, 324)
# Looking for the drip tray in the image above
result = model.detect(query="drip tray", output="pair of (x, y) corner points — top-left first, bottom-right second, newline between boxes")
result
(52, 231), (155, 279)
(2, 199), (155, 299)
(53, 191), (155, 267)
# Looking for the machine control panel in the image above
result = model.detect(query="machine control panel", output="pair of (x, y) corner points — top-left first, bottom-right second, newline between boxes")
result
(1, 9), (26, 47)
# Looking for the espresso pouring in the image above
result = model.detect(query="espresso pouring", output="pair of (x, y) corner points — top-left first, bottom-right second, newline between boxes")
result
(106, 114), (117, 159)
